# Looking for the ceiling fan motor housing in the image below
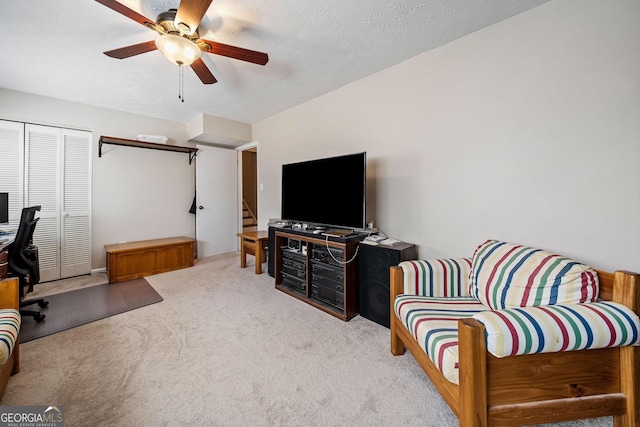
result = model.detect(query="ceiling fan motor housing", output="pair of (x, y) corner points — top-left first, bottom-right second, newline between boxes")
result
(155, 9), (199, 40)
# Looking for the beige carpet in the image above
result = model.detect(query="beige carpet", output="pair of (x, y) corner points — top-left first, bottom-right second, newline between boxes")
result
(5, 253), (613, 426)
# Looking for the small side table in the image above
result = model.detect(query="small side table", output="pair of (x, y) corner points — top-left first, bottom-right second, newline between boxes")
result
(236, 231), (269, 274)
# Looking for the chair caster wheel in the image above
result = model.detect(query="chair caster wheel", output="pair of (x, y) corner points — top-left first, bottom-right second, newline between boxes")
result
(38, 301), (49, 308)
(34, 314), (46, 323)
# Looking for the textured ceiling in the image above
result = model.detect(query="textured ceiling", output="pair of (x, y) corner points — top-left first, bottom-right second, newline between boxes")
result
(0, 0), (550, 124)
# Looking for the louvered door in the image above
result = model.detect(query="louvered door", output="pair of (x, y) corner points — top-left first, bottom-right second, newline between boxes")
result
(0, 120), (24, 225)
(26, 125), (60, 282)
(61, 130), (92, 278)
(25, 124), (92, 282)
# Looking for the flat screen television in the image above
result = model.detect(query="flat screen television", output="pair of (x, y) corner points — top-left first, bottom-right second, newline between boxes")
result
(281, 152), (366, 230)
(0, 193), (8, 224)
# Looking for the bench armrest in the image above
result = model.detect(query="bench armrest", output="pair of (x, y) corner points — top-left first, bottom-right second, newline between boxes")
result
(0, 279), (19, 310)
(473, 301), (640, 358)
(398, 258), (472, 297)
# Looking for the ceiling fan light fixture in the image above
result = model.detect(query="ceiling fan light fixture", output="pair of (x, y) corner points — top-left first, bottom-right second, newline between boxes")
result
(155, 34), (201, 66)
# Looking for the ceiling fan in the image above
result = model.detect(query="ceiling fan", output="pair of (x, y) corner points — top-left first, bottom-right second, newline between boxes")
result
(95, 0), (269, 86)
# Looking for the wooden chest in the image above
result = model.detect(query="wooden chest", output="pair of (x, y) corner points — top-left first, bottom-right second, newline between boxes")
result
(105, 237), (195, 283)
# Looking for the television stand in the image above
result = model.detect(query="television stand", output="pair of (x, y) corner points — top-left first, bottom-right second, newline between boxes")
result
(274, 229), (364, 321)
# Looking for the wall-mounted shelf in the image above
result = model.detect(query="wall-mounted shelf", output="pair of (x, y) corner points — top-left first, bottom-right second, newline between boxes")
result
(98, 135), (198, 164)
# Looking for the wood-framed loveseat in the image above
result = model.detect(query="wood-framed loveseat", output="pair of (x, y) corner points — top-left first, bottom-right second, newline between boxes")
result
(390, 240), (640, 426)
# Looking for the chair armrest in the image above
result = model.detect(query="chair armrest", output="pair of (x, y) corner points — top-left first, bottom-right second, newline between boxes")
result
(0, 278), (19, 310)
(473, 301), (640, 358)
(398, 258), (472, 297)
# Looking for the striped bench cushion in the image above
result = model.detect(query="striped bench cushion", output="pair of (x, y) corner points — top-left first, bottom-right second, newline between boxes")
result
(399, 258), (472, 297)
(394, 295), (486, 385)
(469, 240), (599, 309)
(474, 301), (640, 357)
(0, 309), (20, 365)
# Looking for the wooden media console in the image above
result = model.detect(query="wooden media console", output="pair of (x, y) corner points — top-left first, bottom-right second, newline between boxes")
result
(274, 229), (363, 321)
(105, 237), (195, 283)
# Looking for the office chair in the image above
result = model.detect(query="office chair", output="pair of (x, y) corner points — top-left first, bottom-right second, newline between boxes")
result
(8, 205), (47, 322)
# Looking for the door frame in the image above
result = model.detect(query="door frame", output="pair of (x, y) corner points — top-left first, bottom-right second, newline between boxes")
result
(235, 141), (258, 233)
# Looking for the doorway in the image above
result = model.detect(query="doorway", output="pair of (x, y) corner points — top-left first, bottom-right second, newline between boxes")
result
(237, 144), (258, 232)
(241, 148), (258, 231)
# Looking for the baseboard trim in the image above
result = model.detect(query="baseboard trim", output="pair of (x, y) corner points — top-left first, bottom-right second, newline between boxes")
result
(91, 268), (107, 274)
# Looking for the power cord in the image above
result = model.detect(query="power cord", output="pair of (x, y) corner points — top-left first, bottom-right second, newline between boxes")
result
(323, 228), (374, 265)
(324, 235), (359, 265)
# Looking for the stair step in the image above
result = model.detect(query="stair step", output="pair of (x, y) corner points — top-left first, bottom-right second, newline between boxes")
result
(242, 200), (257, 226)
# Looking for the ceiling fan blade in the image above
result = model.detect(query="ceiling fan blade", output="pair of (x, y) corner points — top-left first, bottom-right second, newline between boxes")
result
(94, 0), (155, 27)
(191, 58), (217, 84)
(104, 41), (158, 59)
(199, 39), (269, 65)
(176, 0), (214, 33)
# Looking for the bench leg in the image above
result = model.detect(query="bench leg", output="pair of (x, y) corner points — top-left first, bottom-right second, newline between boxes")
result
(390, 316), (405, 355)
(458, 318), (488, 427)
(614, 345), (639, 427)
(255, 243), (263, 274)
(239, 238), (247, 268)
(390, 266), (405, 355)
(11, 343), (19, 375)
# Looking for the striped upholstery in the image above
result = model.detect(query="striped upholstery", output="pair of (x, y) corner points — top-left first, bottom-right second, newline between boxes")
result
(393, 245), (640, 384)
(0, 309), (20, 365)
(399, 258), (472, 297)
(394, 295), (486, 384)
(468, 240), (599, 309)
(474, 301), (640, 357)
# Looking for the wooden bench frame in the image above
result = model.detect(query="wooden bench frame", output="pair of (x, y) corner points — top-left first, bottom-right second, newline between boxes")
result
(390, 267), (640, 426)
(0, 278), (20, 400)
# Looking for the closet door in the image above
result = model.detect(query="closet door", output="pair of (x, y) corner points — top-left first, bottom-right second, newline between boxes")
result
(60, 129), (92, 278)
(25, 124), (61, 282)
(25, 124), (92, 281)
(0, 120), (24, 225)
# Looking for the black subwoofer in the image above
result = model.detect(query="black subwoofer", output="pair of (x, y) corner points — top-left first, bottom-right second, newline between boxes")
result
(358, 242), (417, 328)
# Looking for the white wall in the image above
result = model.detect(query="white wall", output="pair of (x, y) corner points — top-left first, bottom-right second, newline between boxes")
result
(253, 0), (640, 272)
(0, 88), (195, 269)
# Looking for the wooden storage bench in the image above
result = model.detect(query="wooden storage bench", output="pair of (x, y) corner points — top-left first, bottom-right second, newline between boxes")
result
(105, 237), (195, 283)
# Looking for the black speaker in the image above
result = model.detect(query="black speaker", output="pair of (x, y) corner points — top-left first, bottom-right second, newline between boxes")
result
(358, 242), (417, 328)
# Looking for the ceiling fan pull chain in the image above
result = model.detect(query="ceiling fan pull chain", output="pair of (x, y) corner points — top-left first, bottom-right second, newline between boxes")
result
(177, 64), (186, 103)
